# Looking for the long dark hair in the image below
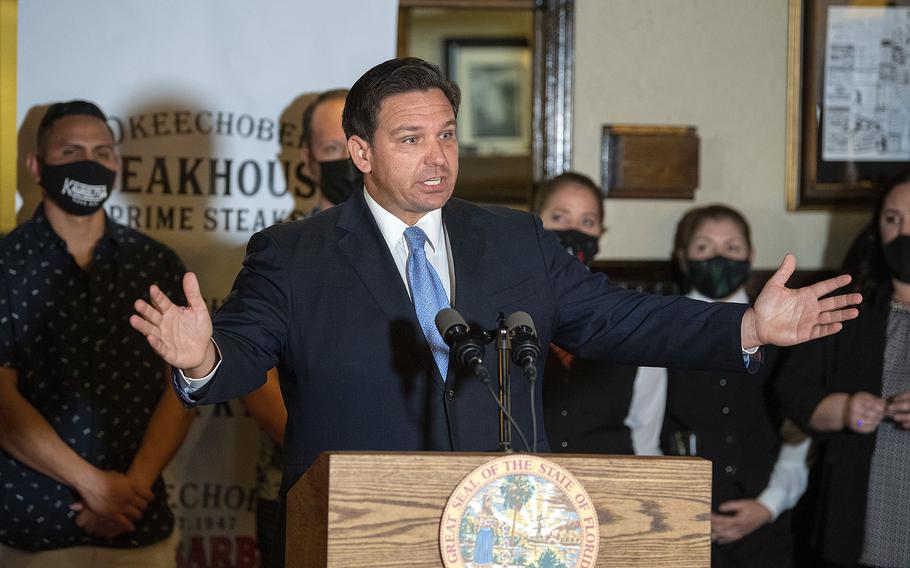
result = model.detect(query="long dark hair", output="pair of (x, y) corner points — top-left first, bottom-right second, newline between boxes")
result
(841, 169), (910, 300)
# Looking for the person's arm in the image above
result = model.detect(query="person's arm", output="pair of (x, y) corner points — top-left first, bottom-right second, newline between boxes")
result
(756, 438), (811, 521)
(74, 367), (194, 538)
(776, 337), (843, 436)
(810, 391), (885, 433)
(539, 216), (858, 372)
(132, 232), (290, 405)
(126, 367), (195, 490)
(713, 437), (812, 544)
(624, 367), (667, 456)
(0, 367), (151, 530)
(241, 368), (287, 446)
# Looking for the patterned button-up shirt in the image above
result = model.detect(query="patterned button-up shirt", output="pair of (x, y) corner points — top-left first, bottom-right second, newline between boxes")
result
(0, 204), (185, 551)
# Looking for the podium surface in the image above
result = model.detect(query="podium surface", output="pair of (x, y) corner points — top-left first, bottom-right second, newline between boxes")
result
(287, 452), (710, 567)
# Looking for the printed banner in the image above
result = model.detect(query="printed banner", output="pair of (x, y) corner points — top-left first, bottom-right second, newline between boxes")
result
(17, 1), (397, 565)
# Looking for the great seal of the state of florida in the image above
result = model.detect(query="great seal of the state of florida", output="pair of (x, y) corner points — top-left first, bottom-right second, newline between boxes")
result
(439, 455), (599, 568)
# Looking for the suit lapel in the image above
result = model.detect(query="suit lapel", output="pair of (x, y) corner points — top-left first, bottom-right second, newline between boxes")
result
(336, 190), (416, 325)
(444, 199), (486, 322)
(336, 190), (445, 387)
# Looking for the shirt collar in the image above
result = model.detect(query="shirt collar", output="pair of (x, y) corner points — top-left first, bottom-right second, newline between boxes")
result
(362, 188), (444, 253)
(687, 286), (749, 305)
(32, 202), (67, 252)
(32, 201), (122, 253)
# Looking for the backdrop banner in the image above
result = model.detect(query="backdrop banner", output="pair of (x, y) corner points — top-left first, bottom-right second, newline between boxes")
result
(17, 2), (397, 565)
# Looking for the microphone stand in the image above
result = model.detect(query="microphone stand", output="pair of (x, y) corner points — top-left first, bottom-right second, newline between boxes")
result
(436, 308), (530, 453)
(494, 313), (512, 452)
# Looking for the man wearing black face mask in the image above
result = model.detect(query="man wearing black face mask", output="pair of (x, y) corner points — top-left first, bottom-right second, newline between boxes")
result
(299, 88), (361, 211)
(0, 101), (192, 566)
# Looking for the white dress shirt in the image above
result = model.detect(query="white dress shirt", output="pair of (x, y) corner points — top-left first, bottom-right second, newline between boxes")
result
(624, 287), (810, 520)
(180, 188), (453, 390)
(362, 188), (452, 300)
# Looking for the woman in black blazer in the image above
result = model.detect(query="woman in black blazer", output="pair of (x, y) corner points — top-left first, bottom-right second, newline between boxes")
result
(779, 173), (910, 568)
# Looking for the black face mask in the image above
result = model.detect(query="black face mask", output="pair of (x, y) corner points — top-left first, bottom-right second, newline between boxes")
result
(40, 160), (115, 216)
(553, 229), (599, 266)
(883, 235), (910, 283)
(319, 158), (362, 205)
(687, 256), (751, 299)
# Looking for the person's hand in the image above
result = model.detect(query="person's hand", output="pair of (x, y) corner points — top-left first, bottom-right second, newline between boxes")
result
(885, 390), (910, 429)
(711, 500), (772, 544)
(72, 505), (131, 539)
(740, 254), (861, 349)
(844, 391), (886, 433)
(72, 469), (153, 530)
(130, 272), (216, 376)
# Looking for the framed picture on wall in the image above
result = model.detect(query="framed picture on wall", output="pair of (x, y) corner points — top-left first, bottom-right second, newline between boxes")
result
(786, 0), (910, 210)
(444, 38), (532, 157)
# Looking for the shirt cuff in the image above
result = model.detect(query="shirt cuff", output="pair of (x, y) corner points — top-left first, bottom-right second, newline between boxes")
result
(757, 438), (812, 522)
(741, 347), (763, 374)
(176, 338), (223, 392)
(756, 487), (785, 522)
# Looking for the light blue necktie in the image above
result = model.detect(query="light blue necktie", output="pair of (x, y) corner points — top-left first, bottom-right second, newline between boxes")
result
(404, 226), (450, 381)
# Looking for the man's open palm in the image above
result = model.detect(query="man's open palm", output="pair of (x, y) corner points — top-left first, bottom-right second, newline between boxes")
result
(129, 272), (213, 372)
(742, 254), (862, 348)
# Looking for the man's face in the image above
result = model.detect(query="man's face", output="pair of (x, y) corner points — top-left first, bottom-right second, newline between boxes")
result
(349, 89), (458, 225)
(36, 114), (117, 172)
(303, 97), (348, 185)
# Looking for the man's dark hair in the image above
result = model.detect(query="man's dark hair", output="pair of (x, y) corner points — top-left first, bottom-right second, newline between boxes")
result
(301, 88), (349, 149)
(37, 100), (111, 155)
(533, 171), (605, 223)
(342, 57), (460, 143)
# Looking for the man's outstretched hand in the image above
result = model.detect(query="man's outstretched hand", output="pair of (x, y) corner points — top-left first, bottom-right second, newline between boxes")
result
(130, 272), (216, 377)
(741, 254), (862, 349)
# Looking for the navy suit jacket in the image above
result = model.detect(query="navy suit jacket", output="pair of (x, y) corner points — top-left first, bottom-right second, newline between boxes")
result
(179, 189), (750, 493)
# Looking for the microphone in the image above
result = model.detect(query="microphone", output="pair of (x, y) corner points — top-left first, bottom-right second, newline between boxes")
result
(435, 308), (488, 381)
(505, 311), (541, 380)
(505, 311), (541, 453)
(438, 308), (533, 452)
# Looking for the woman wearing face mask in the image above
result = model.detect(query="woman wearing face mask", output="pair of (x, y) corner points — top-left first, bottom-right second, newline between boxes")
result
(635, 204), (810, 568)
(536, 172), (640, 455)
(778, 173), (910, 568)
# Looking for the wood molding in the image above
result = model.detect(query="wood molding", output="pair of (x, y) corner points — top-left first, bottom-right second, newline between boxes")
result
(533, 0), (574, 182)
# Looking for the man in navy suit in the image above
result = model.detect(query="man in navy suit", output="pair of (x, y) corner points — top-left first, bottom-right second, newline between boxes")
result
(130, 56), (859, 504)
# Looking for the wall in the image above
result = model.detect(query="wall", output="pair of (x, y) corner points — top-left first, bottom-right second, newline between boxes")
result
(573, 0), (869, 269)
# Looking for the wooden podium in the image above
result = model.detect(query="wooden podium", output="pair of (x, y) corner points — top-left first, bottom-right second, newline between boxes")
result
(287, 452), (711, 567)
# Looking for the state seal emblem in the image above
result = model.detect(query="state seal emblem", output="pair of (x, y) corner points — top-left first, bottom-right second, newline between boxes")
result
(439, 455), (600, 568)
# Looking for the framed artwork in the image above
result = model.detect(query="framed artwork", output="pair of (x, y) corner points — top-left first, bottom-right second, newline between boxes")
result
(445, 37), (532, 156)
(786, 0), (910, 209)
